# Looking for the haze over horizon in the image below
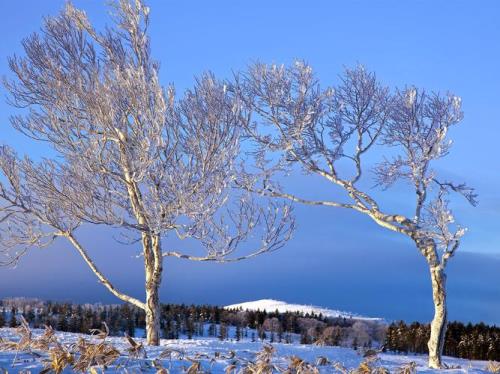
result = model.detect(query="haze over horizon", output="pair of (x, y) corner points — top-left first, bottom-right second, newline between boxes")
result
(0, 0), (499, 326)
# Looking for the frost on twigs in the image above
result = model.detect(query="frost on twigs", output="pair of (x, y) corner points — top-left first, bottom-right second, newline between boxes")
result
(236, 62), (476, 267)
(0, 0), (295, 345)
(0, 0), (294, 270)
(235, 61), (476, 368)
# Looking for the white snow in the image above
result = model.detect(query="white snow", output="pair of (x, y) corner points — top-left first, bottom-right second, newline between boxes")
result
(0, 327), (492, 373)
(225, 299), (382, 321)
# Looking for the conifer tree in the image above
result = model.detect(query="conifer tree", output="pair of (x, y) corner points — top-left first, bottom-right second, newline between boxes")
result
(300, 330), (309, 345)
(68, 315), (80, 333)
(352, 337), (358, 351)
(56, 313), (67, 331)
(186, 318), (194, 340)
(9, 308), (17, 328)
(208, 321), (217, 337)
(126, 317), (136, 338)
(218, 323), (228, 341)
(0, 309), (5, 328)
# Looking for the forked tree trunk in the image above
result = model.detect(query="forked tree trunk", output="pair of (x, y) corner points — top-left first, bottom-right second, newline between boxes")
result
(143, 234), (163, 346)
(427, 264), (447, 369)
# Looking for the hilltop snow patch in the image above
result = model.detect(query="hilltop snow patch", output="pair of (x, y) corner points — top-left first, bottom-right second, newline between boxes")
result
(225, 299), (382, 321)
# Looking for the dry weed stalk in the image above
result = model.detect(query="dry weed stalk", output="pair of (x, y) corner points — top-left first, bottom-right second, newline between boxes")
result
(0, 317), (58, 365)
(315, 356), (329, 366)
(124, 333), (147, 359)
(31, 326), (58, 351)
(0, 336), (19, 351)
(332, 361), (350, 374)
(285, 355), (320, 373)
(312, 337), (326, 347)
(215, 350), (236, 360)
(41, 343), (74, 374)
(225, 363), (238, 373)
(246, 344), (281, 373)
(151, 358), (170, 373)
(70, 330), (120, 372)
(332, 357), (391, 374)
(184, 358), (204, 374)
(486, 361), (500, 373)
(158, 347), (185, 360)
(394, 361), (416, 374)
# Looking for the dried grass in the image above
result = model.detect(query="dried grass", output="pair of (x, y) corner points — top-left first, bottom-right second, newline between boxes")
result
(41, 343), (74, 374)
(333, 357), (391, 374)
(315, 356), (329, 366)
(0, 321), (121, 373)
(225, 363), (238, 373)
(184, 358), (204, 374)
(395, 361), (416, 374)
(0, 325), (427, 374)
(70, 334), (120, 372)
(239, 344), (281, 373)
(158, 347), (185, 360)
(124, 333), (146, 360)
(486, 361), (500, 373)
(286, 355), (320, 373)
(0, 318), (57, 355)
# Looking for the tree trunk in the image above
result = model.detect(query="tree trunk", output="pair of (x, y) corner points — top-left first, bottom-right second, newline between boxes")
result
(427, 263), (448, 368)
(417, 238), (448, 369)
(145, 277), (160, 345)
(143, 234), (162, 346)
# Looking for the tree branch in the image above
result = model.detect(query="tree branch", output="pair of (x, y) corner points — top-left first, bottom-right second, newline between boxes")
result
(250, 185), (415, 236)
(64, 232), (146, 310)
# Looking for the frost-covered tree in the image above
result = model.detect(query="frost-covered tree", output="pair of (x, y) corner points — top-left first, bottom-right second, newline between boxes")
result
(0, 1), (293, 345)
(234, 62), (477, 367)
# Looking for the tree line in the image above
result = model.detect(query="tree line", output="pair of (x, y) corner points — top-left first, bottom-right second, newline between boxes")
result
(1, 300), (498, 361)
(0, 300), (383, 348)
(385, 320), (499, 361)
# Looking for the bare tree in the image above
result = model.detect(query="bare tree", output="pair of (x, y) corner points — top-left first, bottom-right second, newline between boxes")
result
(0, 1), (293, 345)
(234, 62), (477, 368)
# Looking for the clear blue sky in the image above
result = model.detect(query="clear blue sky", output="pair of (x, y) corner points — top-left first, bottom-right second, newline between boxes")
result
(0, 1), (499, 324)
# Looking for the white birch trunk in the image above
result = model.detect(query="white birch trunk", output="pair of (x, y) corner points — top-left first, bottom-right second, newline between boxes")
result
(143, 234), (162, 346)
(427, 264), (447, 368)
(417, 239), (448, 368)
(145, 278), (160, 345)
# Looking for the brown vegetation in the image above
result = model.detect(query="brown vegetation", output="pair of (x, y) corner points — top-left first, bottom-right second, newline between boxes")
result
(0, 322), (430, 373)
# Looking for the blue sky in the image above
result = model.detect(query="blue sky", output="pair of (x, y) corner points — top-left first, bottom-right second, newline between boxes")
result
(0, 1), (499, 324)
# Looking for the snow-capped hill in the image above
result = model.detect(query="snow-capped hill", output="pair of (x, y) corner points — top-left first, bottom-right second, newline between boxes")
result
(225, 299), (381, 321)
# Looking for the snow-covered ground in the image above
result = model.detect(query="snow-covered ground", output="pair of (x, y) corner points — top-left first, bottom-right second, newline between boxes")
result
(0, 327), (492, 373)
(225, 299), (382, 321)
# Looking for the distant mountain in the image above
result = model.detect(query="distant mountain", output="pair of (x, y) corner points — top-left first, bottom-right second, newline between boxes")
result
(225, 299), (382, 321)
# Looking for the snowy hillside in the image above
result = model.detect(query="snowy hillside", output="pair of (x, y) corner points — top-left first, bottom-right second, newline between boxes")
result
(0, 327), (492, 373)
(225, 299), (382, 321)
